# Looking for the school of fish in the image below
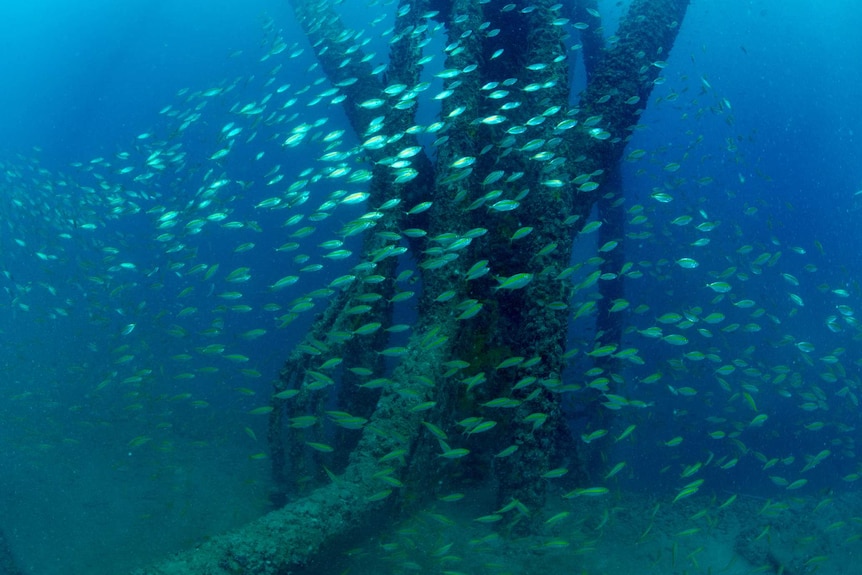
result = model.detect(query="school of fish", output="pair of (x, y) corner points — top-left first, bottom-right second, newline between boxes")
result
(0, 1), (859, 573)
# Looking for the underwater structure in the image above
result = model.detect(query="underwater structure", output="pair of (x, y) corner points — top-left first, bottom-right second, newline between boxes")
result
(135, 0), (690, 572)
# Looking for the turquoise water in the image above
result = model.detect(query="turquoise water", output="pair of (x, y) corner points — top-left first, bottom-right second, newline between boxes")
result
(1, 1), (861, 574)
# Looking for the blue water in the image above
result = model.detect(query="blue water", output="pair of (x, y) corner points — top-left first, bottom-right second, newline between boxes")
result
(1, 0), (861, 573)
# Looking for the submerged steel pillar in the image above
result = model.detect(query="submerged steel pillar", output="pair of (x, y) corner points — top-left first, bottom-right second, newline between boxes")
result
(136, 0), (691, 572)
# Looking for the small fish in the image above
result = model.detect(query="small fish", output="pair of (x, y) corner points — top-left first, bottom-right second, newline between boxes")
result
(354, 322), (382, 335)
(587, 345), (618, 357)
(496, 356), (524, 369)
(615, 425), (637, 442)
(489, 200), (520, 212)
(673, 486), (700, 503)
(495, 445), (519, 458)
(541, 468), (569, 479)
(439, 448), (470, 459)
(580, 220), (603, 234)
(437, 493), (465, 503)
(482, 397), (522, 408)
(707, 281), (732, 293)
(581, 429), (608, 443)
(563, 486), (609, 498)
(466, 420), (497, 435)
(366, 489), (393, 502)
(494, 273), (533, 291)
(407, 201), (433, 215)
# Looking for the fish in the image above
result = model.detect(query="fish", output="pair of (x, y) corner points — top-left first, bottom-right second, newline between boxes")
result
(494, 273), (533, 291)
(2, 9), (858, 573)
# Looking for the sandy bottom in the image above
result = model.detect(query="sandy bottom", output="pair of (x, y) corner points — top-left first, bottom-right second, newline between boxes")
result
(328, 487), (861, 575)
(2, 435), (859, 575)
(0, 427), (272, 575)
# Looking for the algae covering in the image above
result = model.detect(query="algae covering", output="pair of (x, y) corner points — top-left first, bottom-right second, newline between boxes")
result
(1, 0), (861, 574)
